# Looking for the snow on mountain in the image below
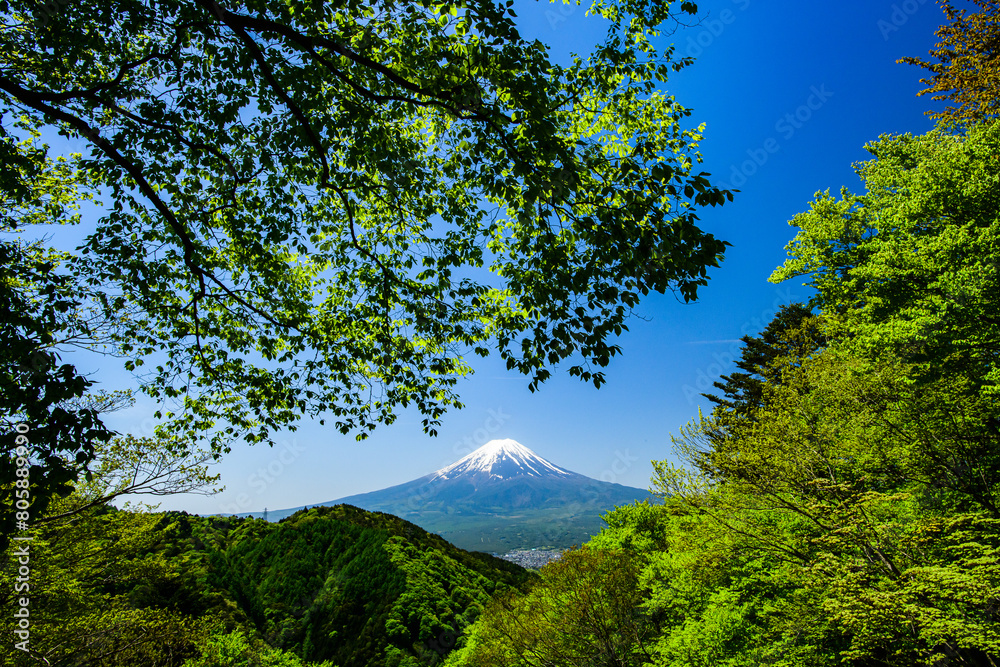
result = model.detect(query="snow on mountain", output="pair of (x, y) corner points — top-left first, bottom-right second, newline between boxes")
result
(430, 439), (574, 482)
(246, 438), (657, 551)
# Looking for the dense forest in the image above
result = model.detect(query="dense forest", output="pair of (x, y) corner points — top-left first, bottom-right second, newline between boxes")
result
(3, 0), (1000, 665)
(0, 501), (533, 666)
(442, 11), (1000, 662)
(447, 132), (1000, 667)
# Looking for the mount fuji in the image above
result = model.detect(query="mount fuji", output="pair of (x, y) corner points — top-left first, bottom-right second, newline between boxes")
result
(430, 438), (576, 483)
(256, 439), (656, 551)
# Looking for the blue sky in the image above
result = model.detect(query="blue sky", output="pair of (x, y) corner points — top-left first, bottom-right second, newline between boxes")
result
(87, 0), (952, 516)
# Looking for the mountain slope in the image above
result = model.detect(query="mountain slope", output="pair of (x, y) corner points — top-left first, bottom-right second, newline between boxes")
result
(163, 506), (533, 666)
(258, 440), (656, 551)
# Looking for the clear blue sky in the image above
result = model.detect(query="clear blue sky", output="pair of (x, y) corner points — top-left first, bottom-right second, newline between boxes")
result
(86, 0), (952, 515)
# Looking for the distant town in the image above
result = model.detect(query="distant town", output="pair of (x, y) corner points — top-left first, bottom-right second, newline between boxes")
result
(496, 549), (564, 569)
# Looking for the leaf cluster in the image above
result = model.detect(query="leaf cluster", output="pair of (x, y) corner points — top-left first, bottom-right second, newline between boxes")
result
(0, 0), (729, 458)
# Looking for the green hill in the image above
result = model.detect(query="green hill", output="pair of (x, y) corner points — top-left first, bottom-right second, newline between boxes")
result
(1, 504), (534, 667)
(202, 505), (533, 665)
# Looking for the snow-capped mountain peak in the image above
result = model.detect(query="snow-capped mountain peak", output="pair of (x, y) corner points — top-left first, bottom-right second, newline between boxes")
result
(430, 439), (574, 481)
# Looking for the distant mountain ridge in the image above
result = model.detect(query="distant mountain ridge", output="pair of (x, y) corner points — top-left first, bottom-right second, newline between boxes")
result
(249, 439), (656, 551)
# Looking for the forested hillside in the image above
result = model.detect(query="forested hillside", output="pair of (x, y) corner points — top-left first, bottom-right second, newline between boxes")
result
(0, 503), (533, 666)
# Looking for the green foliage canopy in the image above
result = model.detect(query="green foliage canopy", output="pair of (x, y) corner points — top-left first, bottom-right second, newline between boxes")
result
(638, 121), (1000, 665)
(0, 129), (112, 540)
(771, 122), (1000, 400)
(0, 0), (729, 458)
(449, 544), (652, 667)
(454, 119), (1000, 667)
(901, 0), (1000, 129)
(445, 21), (1000, 667)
